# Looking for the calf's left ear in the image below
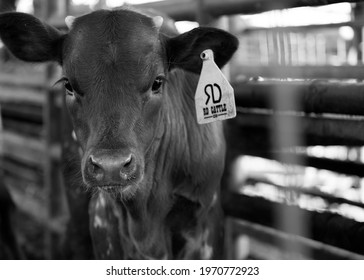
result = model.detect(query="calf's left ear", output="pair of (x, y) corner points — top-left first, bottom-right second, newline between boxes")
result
(166, 27), (239, 73)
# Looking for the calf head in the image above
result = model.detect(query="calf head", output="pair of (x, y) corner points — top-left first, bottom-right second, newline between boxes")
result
(0, 9), (238, 198)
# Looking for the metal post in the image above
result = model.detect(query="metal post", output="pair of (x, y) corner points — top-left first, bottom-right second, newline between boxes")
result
(42, 0), (67, 260)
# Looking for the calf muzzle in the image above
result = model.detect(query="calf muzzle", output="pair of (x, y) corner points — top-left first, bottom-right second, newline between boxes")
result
(84, 150), (139, 187)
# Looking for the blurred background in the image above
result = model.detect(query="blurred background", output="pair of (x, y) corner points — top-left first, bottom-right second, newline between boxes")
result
(1, 0), (364, 260)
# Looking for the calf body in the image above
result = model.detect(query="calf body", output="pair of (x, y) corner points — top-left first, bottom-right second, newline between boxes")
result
(0, 8), (238, 259)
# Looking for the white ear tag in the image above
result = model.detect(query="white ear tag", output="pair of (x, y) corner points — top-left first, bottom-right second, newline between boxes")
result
(195, 49), (236, 124)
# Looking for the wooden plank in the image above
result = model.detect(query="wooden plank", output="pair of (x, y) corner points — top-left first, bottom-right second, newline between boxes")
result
(5, 176), (65, 234)
(1, 157), (43, 184)
(0, 72), (46, 88)
(1, 131), (44, 166)
(136, 0), (363, 21)
(1, 119), (43, 138)
(1, 103), (43, 123)
(0, 60), (48, 81)
(0, 85), (45, 105)
(233, 65), (364, 80)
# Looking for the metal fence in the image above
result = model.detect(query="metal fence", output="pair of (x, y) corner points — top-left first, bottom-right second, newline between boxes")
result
(140, 0), (364, 259)
(1, 0), (364, 259)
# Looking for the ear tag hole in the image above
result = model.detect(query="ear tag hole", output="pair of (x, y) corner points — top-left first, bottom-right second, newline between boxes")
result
(194, 49), (236, 124)
(200, 50), (211, 60)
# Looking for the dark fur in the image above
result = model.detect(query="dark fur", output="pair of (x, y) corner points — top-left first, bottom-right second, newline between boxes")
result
(0, 8), (238, 259)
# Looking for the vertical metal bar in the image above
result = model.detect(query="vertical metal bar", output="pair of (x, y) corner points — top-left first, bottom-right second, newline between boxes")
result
(258, 31), (269, 65)
(284, 31), (292, 65)
(43, 65), (63, 259)
(362, 27), (364, 64)
(289, 32), (298, 65)
(224, 218), (234, 259)
(196, 0), (211, 25)
(316, 34), (327, 65)
(297, 33), (306, 65)
(42, 0), (67, 259)
(269, 9), (310, 258)
(337, 38), (347, 64)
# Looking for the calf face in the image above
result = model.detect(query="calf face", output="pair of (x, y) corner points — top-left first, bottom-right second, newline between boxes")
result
(0, 9), (238, 199)
(62, 10), (165, 195)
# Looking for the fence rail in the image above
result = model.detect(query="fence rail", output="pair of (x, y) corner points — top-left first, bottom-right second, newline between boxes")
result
(234, 80), (364, 115)
(223, 192), (364, 256)
(227, 218), (364, 259)
(2, 0), (364, 260)
(136, 0), (364, 21)
(234, 65), (364, 80)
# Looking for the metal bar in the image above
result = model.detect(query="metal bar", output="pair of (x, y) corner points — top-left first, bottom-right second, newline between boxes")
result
(0, 85), (45, 105)
(229, 218), (364, 259)
(0, 73), (47, 89)
(233, 65), (364, 80)
(240, 20), (364, 34)
(43, 65), (64, 259)
(225, 127), (364, 176)
(136, 0), (364, 21)
(1, 158), (43, 184)
(224, 120), (364, 177)
(1, 131), (45, 166)
(232, 110), (364, 146)
(233, 80), (364, 115)
(1, 103), (43, 123)
(222, 191), (364, 256)
(6, 177), (65, 234)
(245, 177), (364, 209)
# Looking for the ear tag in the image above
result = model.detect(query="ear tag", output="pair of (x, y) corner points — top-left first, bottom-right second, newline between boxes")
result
(195, 49), (236, 124)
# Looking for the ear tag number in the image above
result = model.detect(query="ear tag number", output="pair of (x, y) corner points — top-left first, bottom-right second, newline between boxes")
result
(195, 49), (236, 124)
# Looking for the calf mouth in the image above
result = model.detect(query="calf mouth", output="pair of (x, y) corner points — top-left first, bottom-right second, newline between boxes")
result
(95, 183), (138, 198)
(97, 184), (130, 192)
(99, 185), (122, 192)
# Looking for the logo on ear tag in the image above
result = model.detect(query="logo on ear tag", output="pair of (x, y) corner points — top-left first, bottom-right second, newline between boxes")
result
(195, 49), (236, 124)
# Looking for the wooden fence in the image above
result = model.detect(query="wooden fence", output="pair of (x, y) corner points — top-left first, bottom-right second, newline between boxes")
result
(0, 61), (65, 258)
(1, 0), (364, 259)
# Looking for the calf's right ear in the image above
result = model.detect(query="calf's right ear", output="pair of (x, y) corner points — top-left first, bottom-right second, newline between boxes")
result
(166, 27), (239, 74)
(0, 12), (63, 63)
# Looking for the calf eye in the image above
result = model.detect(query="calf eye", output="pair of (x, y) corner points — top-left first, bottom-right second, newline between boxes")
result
(64, 79), (74, 96)
(151, 76), (165, 93)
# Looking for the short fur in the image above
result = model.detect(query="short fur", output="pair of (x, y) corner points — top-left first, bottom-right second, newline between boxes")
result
(0, 8), (238, 259)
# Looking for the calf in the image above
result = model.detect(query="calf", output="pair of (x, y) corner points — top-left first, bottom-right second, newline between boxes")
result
(0, 8), (238, 259)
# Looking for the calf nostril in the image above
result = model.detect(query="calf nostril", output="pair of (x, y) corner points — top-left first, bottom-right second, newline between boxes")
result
(88, 155), (104, 181)
(89, 155), (98, 168)
(123, 154), (133, 168)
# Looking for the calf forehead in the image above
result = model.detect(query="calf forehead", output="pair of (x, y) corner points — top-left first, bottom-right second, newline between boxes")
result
(63, 10), (162, 83)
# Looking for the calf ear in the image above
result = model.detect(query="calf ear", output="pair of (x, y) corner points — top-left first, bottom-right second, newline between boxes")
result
(0, 12), (63, 63)
(166, 27), (239, 73)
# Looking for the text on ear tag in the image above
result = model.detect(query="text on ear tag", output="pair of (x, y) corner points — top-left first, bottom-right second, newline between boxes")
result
(195, 49), (236, 124)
